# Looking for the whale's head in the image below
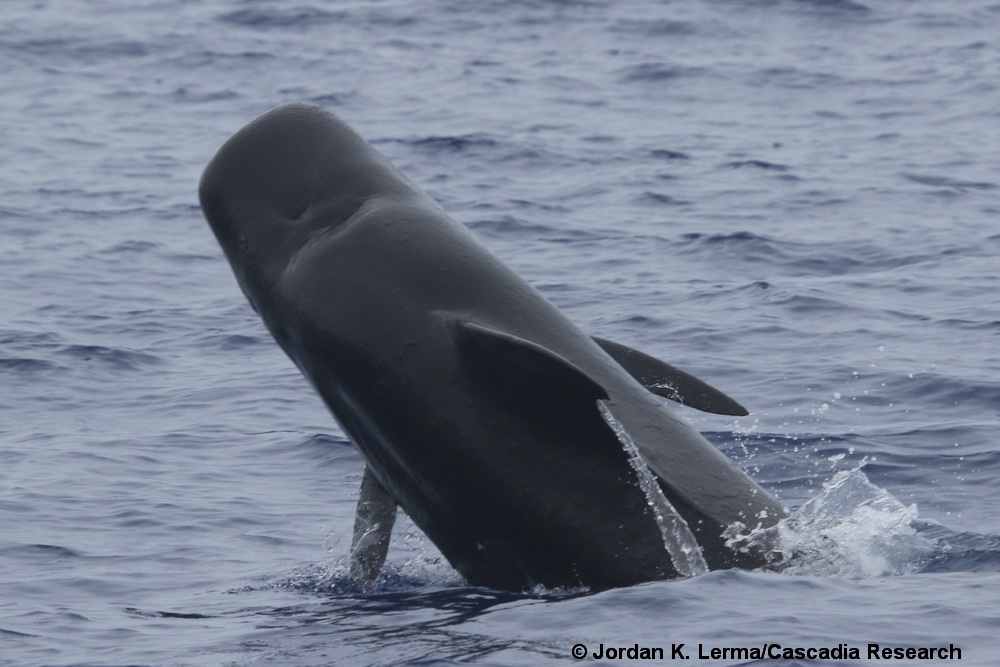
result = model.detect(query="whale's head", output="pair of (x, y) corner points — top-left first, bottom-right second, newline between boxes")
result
(199, 104), (416, 308)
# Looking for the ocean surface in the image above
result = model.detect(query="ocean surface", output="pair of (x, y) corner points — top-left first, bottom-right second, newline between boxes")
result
(2, 0), (999, 665)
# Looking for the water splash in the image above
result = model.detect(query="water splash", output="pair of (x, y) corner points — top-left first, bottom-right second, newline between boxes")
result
(273, 531), (464, 596)
(597, 401), (709, 577)
(728, 467), (936, 578)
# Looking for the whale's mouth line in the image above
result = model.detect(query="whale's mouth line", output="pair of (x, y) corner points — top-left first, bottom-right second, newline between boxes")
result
(597, 401), (709, 578)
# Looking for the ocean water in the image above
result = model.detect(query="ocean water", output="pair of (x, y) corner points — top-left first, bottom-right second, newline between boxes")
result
(2, 0), (999, 665)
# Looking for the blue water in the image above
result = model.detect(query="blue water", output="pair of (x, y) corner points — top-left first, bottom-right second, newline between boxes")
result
(2, 0), (999, 665)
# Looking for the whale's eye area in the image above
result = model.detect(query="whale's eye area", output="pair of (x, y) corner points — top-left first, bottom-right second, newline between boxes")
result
(288, 198), (311, 222)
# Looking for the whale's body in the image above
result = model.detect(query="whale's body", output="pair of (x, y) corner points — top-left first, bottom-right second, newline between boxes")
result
(199, 104), (785, 590)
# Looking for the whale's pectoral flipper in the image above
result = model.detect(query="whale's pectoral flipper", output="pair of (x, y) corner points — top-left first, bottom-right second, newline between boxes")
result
(456, 320), (609, 406)
(592, 337), (748, 416)
(350, 465), (398, 584)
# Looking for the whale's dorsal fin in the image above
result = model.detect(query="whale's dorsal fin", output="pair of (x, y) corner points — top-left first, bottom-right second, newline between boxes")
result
(455, 320), (609, 405)
(592, 337), (748, 416)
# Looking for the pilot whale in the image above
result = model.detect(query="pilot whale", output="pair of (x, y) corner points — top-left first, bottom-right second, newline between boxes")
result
(199, 103), (786, 591)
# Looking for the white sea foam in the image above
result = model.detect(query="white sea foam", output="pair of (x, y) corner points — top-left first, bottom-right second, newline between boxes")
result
(727, 467), (936, 578)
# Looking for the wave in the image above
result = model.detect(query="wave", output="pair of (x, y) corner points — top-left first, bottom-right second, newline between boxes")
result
(617, 62), (707, 83)
(0, 543), (84, 560)
(0, 357), (61, 373)
(608, 19), (699, 37)
(915, 523), (1000, 574)
(880, 372), (1000, 412)
(647, 149), (691, 160)
(466, 215), (605, 243)
(902, 173), (997, 191)
(377, 133), (559, 168)
(718, 0), (872, 16)
(56, 344), (163, 370)
(409, 134), (500, 152)
(216, 7), (345, 29)
(5, 37), (149, 63)
(672, 230), (980, 279)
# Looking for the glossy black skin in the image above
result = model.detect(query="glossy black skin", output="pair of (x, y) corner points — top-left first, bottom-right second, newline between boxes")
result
(200, 104), (785, 591)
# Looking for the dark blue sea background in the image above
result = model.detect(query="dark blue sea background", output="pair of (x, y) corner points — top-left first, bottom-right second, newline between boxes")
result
(2, 1), (999, 665)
